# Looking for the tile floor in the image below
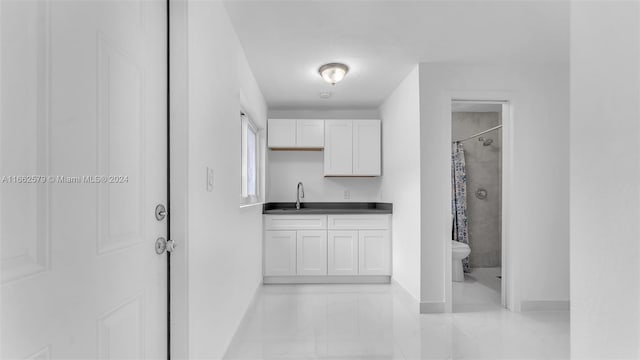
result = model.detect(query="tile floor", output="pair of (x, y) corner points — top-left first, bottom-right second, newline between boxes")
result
(224, 279), (569, 359)
(453, 267), (502, 313)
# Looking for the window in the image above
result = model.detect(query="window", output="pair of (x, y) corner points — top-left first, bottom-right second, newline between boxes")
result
(241, 112), (259, 204)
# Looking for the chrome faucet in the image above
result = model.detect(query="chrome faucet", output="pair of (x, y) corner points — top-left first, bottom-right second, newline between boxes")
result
(296, 182), (305, 210)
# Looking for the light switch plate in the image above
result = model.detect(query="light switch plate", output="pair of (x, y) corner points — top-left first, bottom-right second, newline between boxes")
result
(343, 190), (350, 200)
(206, 167), (214, 192)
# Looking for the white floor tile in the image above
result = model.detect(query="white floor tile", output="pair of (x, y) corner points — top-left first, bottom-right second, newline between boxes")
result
(453, 267), (503, 313)
(224, 283), (569, 360)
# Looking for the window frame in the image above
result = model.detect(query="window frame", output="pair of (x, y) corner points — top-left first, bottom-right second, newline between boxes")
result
(240, 112), (260, 205)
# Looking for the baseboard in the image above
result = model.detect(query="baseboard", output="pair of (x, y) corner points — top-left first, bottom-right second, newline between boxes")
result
(520, 300), (570, 311)
(263, 275), (391, 284)
(391, 279), (421, 313)
(420, 301), (446, 313)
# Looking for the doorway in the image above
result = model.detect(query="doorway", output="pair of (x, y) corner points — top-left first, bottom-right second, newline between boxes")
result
(450, 100), (509, 312)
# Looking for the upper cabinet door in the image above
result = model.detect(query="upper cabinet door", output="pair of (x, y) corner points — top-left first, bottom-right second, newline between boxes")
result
(353, 120), (381, 176)
(296, 119), (324, 148)
(268, 119), (296, 148)
(324, 120), (353, 176)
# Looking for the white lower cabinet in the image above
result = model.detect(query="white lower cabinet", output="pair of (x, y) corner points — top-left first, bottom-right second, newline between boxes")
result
(297, 230), (327, 275)
(264, 230), (297, 276)
(264, 214), (391, 281)
(358, 230), (391, 275)
(328, 231), (358, 275)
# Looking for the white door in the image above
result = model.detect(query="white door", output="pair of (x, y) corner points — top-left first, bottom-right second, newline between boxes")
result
(327, 230), (358, 275)
(264, 231), (297, 276)
(353, 120), (381, 176)
(296, 119), (324, 148)
(296, 230), (327, 275)
(358, 230), (391, 275)
(267, 119), (296, 148)
(324, 120), (353, 176)
(1, 1), (168, 358)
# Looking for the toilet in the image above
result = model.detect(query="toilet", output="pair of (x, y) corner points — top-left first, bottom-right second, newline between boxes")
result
(451, 240), (471, 282)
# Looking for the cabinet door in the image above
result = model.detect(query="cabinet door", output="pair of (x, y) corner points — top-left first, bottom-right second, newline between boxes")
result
(296, 230), (327, 275)
(296, 119), (324, 148)
(324, 120), (353, 176)
(358, 230), (391, 275)
(264, 231), (297, 276)
(268, 119), (296, 148)
(328, 231), (358, 275)
(353, 120), (381, 176)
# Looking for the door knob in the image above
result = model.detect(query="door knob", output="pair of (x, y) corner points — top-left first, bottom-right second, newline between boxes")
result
(155, 237), (176, 255)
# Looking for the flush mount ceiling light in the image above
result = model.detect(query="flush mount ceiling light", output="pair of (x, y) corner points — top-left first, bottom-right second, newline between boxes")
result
(318, 63), (349, 85)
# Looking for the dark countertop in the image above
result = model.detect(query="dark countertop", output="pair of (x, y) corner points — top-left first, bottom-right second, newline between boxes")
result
(262, 202), (393, 215)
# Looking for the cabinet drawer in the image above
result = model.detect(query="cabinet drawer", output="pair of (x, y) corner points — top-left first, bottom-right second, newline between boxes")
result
(265, 215), (327, 230)
(327, 215), (390, 230)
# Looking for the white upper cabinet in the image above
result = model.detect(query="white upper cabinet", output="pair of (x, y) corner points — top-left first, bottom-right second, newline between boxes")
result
(324, 120), (353, 176)
(267, 119), (296, 148)
(324, 119), (381, 176)
(296, 119), (324, 148)
(268, 119), (324, 149)
(353, 120), (381, 176)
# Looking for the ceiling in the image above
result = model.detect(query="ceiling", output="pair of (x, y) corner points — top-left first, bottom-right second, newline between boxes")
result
(224, 1), (569, 110)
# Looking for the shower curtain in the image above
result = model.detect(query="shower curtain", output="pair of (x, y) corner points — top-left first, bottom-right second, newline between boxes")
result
(452, 142), (470, 272)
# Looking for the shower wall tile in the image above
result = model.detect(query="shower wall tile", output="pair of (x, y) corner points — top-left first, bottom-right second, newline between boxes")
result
(452, 112), (502, 268)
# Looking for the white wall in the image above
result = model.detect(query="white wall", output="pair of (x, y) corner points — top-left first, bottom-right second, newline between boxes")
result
(570, 1), (640, 358)
(418, 62), (570, 311)
(171, 1), (267, 358)
(378, 66), (422, 302)
(266, 109), (382, 202)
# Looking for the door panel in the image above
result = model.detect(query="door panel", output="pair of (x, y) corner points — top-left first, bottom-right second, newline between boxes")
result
(353, 120), (381, 176)
(296, 230), (327, 275)
(358, 230), (391, 275)
(296, 119), (324, 148)
(0, 1), (168, 358)
(264, 231), (297, 276)
(327, 231), (358, 275)
(267, 119), (296, 148)
(324, 120), (353, 176)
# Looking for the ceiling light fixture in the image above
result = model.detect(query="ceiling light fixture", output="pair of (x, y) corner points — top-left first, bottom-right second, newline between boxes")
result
(318, 63), (349, 85)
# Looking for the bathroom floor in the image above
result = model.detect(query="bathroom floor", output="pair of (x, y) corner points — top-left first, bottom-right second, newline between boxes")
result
(453, 267), (502, 313)
(224, 281), (569, 359)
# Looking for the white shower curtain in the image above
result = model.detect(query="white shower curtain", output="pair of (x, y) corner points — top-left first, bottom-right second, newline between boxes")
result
(452, 142), (470, 272)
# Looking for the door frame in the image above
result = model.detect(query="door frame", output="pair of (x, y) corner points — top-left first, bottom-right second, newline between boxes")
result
(443, 91), (517, 312)
(165, 1), (172, 358)
(167, 0), (189, 358)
